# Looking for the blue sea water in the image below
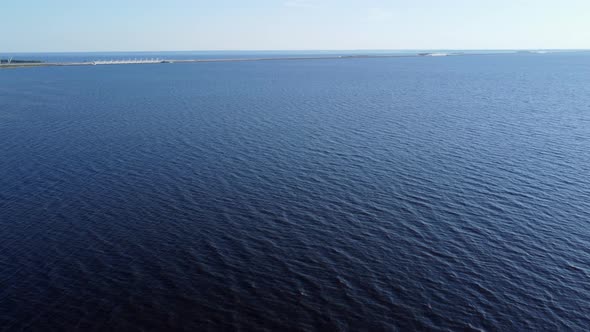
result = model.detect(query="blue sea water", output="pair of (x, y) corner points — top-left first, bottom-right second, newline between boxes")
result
(1, 52), (589, 331)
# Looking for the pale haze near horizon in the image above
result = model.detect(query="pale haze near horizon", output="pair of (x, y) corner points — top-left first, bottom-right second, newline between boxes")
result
(2, 0), (590, 52)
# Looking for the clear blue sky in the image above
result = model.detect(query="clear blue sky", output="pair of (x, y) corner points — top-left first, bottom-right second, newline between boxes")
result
(2, 0), (590, 52)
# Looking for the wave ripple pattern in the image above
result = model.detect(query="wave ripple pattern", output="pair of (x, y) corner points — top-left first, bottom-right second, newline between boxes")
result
(1, 53), (589, 331)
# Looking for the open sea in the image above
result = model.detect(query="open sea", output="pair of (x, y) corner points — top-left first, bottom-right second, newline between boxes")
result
(1, 52), (589, 331)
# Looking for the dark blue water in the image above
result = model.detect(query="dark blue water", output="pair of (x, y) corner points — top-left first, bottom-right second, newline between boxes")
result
(1, 53), (589, 331)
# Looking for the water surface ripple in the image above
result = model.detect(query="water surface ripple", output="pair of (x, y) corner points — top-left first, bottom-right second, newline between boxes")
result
(1, 53), (590, 331)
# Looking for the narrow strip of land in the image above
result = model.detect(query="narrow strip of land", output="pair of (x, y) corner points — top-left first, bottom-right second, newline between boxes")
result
(0, 52), (538, 69)
(0, 54), (450, 69)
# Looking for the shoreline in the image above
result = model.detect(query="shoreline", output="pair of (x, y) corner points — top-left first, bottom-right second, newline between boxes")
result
(0, 53), (456, 69)
(0, 51), (548, 69)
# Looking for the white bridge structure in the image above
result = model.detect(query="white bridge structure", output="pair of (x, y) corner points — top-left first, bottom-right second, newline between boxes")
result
(92, 58), (166, 65)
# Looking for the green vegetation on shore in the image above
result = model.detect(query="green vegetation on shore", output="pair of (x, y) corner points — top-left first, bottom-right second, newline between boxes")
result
(0, 59), (43, 64)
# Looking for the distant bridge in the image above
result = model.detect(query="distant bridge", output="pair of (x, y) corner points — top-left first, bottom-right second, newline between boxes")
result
(92, 58), (166, 65)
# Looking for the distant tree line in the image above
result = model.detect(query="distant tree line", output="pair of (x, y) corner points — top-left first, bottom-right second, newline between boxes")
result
(0, 59), (43, 64)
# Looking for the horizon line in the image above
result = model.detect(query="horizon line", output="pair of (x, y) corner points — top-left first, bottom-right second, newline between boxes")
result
(3, 48), (590, 54)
